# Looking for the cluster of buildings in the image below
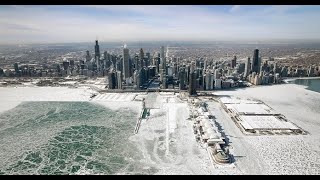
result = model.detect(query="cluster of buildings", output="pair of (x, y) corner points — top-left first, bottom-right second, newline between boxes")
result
(1, 40), (320, 95)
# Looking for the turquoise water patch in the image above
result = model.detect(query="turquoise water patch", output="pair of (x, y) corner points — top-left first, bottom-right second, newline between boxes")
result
(0, 102), (157, 175)
(289, 78), (320, 93)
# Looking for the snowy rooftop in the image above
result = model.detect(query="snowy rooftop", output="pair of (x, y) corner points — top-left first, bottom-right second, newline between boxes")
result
(225, 103), (274, 115)
(239, 115), (299, 130)
(219, 97), (260, 104)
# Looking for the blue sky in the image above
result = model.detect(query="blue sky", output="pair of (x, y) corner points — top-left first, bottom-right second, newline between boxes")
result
(0, 5), (320, 44)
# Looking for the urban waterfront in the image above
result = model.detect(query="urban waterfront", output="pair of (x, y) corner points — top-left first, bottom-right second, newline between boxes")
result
(1, 5), (320, 175)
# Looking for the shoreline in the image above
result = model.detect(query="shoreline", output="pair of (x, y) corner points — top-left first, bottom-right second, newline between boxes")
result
(283, 76), (320, 83)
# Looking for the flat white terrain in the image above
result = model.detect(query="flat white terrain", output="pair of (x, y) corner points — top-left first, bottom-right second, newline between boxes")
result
(209, 83), (320, 174)
(0, 83), (319, 174)
(0, 87), (96, 113)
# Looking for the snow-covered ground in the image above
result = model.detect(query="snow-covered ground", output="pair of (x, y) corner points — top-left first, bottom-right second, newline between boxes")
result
(0, 84), (319, 174)
(207, 83), (320, 174)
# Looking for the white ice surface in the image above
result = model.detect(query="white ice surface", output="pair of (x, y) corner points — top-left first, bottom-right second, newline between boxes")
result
(0, 87), (96, 113)
(0, 84), (319, 174)
(209, 84), (320, 174)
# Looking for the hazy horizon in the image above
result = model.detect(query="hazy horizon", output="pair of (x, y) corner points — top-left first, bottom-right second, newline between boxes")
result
(1, 5), (320, 44)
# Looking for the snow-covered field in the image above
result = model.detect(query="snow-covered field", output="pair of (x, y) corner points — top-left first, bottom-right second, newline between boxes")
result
(208, 83), (320, 174)
(0, 83), (319, 174)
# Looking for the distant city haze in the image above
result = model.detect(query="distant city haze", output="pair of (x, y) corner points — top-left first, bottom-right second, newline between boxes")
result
(0, 5), (320, 44)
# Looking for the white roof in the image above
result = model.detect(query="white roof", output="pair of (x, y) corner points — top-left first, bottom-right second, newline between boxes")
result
(239, 115), (299, 130)
(225, 103), (274, 115)
(219, 97), (260, 104)
(240, 121), (254, 130)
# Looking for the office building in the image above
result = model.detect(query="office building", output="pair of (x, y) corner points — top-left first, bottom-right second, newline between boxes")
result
(189, 71), (197, 95)
(122, 44), (130, 81)
(251, 49), (261, 73)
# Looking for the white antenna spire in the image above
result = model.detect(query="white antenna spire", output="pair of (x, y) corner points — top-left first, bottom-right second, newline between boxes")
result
(124, 44), (127, 49)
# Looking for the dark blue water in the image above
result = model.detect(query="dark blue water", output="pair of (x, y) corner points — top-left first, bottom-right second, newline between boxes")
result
(290, 78), (320, 93)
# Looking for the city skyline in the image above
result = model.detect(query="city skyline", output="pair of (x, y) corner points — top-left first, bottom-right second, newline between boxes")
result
(1, 5), (320, 44)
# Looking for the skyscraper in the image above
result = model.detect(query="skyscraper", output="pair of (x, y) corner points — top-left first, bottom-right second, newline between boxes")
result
(14, 63), (19, 73)
(244, 57), (251, 79)
(214, 68), (220, 79)
(205, 72), (214, 90)
(160, 46), (166, 84)
(160, 46), (166, 74)
(95, 40), (101, 71)
(104, 51), (108, 60)
(190, 61), (196, 73)
(188, 71), (197, 96)
(231, 56), (237, 68)
(134, 54), (140, 72)
(116, 71), (123, 89)
(94, 40), (100, 61)
(139, 48), (144, 61)
(85, 50), (91, 62)
(122, 44), (130, 82)
(145, 52), (151, 66)
(204, 58), (208, 70)
(178, 68), (186, 90)
(108, 72), (116, 89)
(251, 49), (260, 73)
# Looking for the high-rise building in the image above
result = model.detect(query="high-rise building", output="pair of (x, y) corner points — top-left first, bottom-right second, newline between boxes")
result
(94, 40), (100, 61)
(308, 66), (315, 77)
(14, 63), (19, 73)
(133, 70), (141, 89)
(205, 72), (214, 90)
(69, 60), (75, 66)
(190, 61), (196, 73)
(108, 72), (116, 89)
(204, 58), (208, 70)
(167, 67), (173, 77)
(251, 49), (260, 73)
(231, 56), (237, 68)
(154, 56), (160, 74)
(86, 50), (91, 62)
(122, 44), (130, 81)
(148, 66), (156, 78)
(62, 61), (70, 70)
(160, 46), (166, 74)
(94, 40), (101, 71)
(188, 71), (197, 95)
(244, 57), (251, 78)
(104, 51), (108, 60)
(178, 68), (186, 90)
(214, 68), (220, 79)
(145, 52), (151, 66)
(159, 46), (167, 86)
(134, 54), (140, 72)
(162, 75), (167, 89)
(139, 48), (144, 61)
(116, 71), (123, 89)
(214, 79), (222, 89)
(238, 63), (245, 74)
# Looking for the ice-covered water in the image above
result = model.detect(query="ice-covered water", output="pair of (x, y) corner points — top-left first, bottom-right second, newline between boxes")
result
(0, 102), (157, 175)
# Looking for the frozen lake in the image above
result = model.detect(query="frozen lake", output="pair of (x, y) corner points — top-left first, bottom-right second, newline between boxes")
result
(0, 101), (153, 174)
